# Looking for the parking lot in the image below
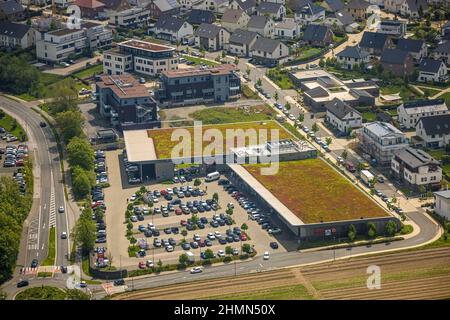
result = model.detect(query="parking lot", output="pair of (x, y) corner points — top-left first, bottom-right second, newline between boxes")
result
(102, 150), (287, 270)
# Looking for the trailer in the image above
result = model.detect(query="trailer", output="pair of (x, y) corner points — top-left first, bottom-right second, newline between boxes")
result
(360, 170), (375, 187)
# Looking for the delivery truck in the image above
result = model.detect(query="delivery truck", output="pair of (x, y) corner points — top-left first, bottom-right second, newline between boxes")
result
(360, 170), (375, 187)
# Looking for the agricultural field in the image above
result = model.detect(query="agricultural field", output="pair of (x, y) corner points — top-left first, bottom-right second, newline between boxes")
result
(147, 120), (292, 159)
(243, 158), (388, 223)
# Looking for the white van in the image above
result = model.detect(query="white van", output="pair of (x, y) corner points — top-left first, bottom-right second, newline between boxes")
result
(205, 171), (220, 182)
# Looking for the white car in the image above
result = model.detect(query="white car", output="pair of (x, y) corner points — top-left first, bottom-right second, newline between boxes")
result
(130, 194), (137, 201)
(147, 223), (155, 229)
(165, 245), (174, 252)
(193, 234), (201, 241)
(207, 233), (215, 240)
(263, 251), (270, 260)
(190, 266), (203, 274)
(58, 206), (65, 213)
(146, 260), (154, 268)
(337, 156), (344, 165)
(130, 215), (138, 222)
(214, 231), (222, 238)
(288, 114), (296, 121)
(166, 188), (173, 195)
(217, 250), (225, 257)
(61, 232), (67, 239)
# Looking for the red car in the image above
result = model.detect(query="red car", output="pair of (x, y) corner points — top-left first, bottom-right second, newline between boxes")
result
(240, 233), (247, 241)
(160, 189), (168, 196)
(15, 159), (24, 167)
(175, 208), (182, 215)
(180, 220), (187, 226)
(138, 262), (146, 269)
(198, 240), (205, 247)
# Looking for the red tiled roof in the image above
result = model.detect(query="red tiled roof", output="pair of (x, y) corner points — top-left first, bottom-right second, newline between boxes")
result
(75, 0), (105, 9)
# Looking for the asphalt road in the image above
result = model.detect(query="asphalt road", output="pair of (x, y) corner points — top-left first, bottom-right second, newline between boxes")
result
(0, 96), (69, 268)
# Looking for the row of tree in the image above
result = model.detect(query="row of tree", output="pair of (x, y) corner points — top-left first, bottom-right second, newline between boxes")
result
(347, 221), (397, 242)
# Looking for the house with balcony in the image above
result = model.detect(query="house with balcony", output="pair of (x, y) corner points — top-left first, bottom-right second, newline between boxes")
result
(229, 0), (256, 15)
(433, 41), (450, 66)
(416, 114), (450, 148)
(396, 38), (427, 61)
(274, 19), (300, 40)
(250, 37), (290, 66)
(336, 45), (370, 70)
(359, 31), (393, 57)
(323, 10), (357, 33)
(398, 99), (448, 129)
(301, 24), (334, 48)
(391, 147), (442, 191)
(201, 0), (228, 14)
(256, 2), (286, 20)
(345, 0), (370, 21)
(107, 6), (151, 28)
(358, 121), (409, 166)
(376, 20), (407, 38)
(434, 190), (450, 221)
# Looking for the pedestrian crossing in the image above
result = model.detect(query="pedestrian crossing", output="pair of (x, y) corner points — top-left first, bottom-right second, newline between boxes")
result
(27, 219), (39, 250)
(102, 282), (127, 295)
(20, 266), (69, 275)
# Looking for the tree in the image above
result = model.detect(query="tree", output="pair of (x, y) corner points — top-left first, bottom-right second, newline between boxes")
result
(191, 214), (199, 225)
(241, 223), (248, 231)
(311, 122), (319, 133)
(194, 178), (201, 187)
(226, 208), (233, 215)
(246, 68), (251, 77)
(256, 78), (262, 86)
(341, 149), (348, 160)
(225, 246), (232, 255)
(179, 253), (189, 265)
(67, 136), (95, 171)
(274, 92), (279, 101)
(204, 249), (214, 259)
(212, 192), (219, 203)
(221, 51), (226, 58)
(385, 220), (397, 237)
(367, 222), (377, 239)
(325, 137), (332, 146)
(242, 243), (251, 253)
(72, 168), (92, 199)
(297, 113), (304, 123)
(284, 102), (291, 111)
(47, 78), (79, 114)
(348, 224), (356, 242)
(55, 110), (85, 142)
(319, 58), (325, 67)
(72, 206), (96, 254)
(234, 57), (239, 65)
(181, 229), (188, 238)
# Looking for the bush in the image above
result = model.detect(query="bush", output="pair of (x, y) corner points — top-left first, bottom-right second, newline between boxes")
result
(223, 256), (232, 263)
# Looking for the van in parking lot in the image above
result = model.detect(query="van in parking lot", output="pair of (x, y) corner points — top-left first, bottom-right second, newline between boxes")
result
(250, 213), (260, 220)
(205, 171), (220, 182)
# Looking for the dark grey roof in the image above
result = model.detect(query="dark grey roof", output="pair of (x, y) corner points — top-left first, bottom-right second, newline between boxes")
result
(434, 40), (450, 54)
(194, 23), (223, 39)
(351, 88), (373, 98)
(332, 10), (354, 25)
(251, 37), (282, 53)
(0, 0), (24, 15)
(234, 0), (256, 11)
(153, 0), (179, 12)
(418, 114), (450, 135)
(229, 29), (259, 46)
(396, 38), (425, 53)
(222, 9), (246, 24)
(380, 20), (403, 26)
(296, 2), (324, 15)
(325, 98), (359, 120)
(404, 0), (428, 13)
(287, 0), (311, 12)
(256, 2), (282, 14)
(380, 48), (410, 64)
(187, 9), (216, 25)
(346, 0), (370, 9)
(324, 0), (343, 12)
(394, 147), (439, 168)
(99, 0), (130, 10)
(0, 21), (30, 38)
(303, 24), (330, 42)
(404, 99), (446, 109)
(305, 86), (329, 98)
(359, 32), (389, 50)
(154, 16), (184, 32)
(336, 45), (369, 59)
(419, 58), (445, 73)
(247, 15), (268, 29)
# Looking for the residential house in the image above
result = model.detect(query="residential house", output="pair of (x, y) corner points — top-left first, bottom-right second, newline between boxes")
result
(194, 23), (230, 51)
(398, 99), (448, 129)
(250, 37), (290, 66)
(0, 21), (34, 49)
(147, 0), (180, 20)
(179, 0), (192, 11)
(75, 0), (106, 19)
(108, 7), (151, 28)
(325, 98), (362, 134)
(358, 121), (409, 166)
(322, 0), (344, 13)
(377, 20), (407, 38)
(202, 0), (229, 14)
(187, 9), (216, 26)
(100, 0), (130, 11)
(380, 49), (414, 77)
(103, 39), (178, 76)
(391, 147), (442, 190)
(384, 0), (403, 13)
(433, 41), (450, 66)
(256, 2), (285, 20)
(418, 58), (448, 83)
(228, 29), (259, 56)
(156, 64), (241, 107)
(54, 0), (74, 8)
(247, 15), (274, 38)
(293, 1), (325, 26)
(36, 22), (112, 65)
(359, 31), (393, 56)
(416, 114), (450, 148)
(274, 18), (300, 39)
(221, 9), (250, 33)
(336, 45), (370, 70)
(434, 190), (450, 221)
(396, 38), (427, 61)
(400, 0), (428, 18)
(229, 0), (257, 15)
(301, 24), (334, 47)
(442, 21), (450, 38)
(96, 73), (158, 127)
(323, 10), (357, 33)
(265, 0), (286, 4)
(345, 0), (370, 21)
(153, 16), (193, 43)
(0, 1), (24, 21)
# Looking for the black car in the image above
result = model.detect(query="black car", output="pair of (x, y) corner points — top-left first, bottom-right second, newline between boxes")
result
(31, 259), (38, 268)
(197, 222), (205, 229)
(17, 280), (29, 288)
(182, 243), (190, 250)
(137, 215), (144, 221)
(218, 238), (227, 245)
(144, 230), (153, 237)
(218, 179), (230, 186)
(60, 266), (68, 273)
(270, 242), (279, 249)
(171, 227), (179, 234)
(186, 224), (194, 231)
(200, 217), (208, 224)
(226, 236), (234, 243)
(164, 228), (172, 234)
(164, 194), (173, 201)
(39, 121), (47, 128)
(96, 238), (107, 243)
(152, 230), (160, 237)
(114, 279), (125, 286)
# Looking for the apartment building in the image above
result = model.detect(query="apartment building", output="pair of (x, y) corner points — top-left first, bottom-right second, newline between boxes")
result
(358, 121), (409, 166)
(156, 64), (241, 107)
(398, 99), (448, 129)
(434, 190), (450, 221)
(103, 39), (178, 76)
(96, 73), (158, 126)
(36, 22), (112, 64)
(376, 20), (407, 38)
(108, 7), (151, 28)
(391, 147), (442, 191)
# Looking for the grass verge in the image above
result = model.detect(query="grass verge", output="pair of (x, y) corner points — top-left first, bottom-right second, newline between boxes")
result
(206, 284), (314, 300)
(0, 111), (27, 140)
(41, 226), (56, 266)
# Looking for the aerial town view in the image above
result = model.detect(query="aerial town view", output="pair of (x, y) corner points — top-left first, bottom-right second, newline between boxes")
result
(0, 0), (449, 306)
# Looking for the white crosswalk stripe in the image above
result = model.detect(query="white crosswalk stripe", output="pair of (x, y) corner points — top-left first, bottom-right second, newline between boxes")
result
(49, 173), (56, 228)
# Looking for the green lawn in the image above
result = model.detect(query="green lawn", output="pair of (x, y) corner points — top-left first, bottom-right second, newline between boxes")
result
(241, 84), (261, 100)
(15, 286), (67, 300)
(380, 85), (419, 101)
(267, 69), (294, 89)
(72, 64), (103, 79)
(0, 111), (27, 139)
(418, 86), (442, 97)
(41, 227), (56, 266)
(207, 284), (314, 300)
(296, 47), (322, 60)
(183, 55), (220, 66)
(436, 92), (450, 107)
(362, 112), (377, 122)
(190, 105), (275, 124)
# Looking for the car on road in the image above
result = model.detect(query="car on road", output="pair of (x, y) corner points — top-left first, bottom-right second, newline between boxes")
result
(79, 281), (87, 288)
(31, 259), (38, 268)
(114, 279), (125, 286)
(58, 206), (65, 213)
(377, 176), (385, 183)
(17, 280), (29, 288)
(270, 242), (279, 249)
(263, 251), (270, 260)
(268, 227), (282, 235)
(39, 121), (47, 128)
(190, 266), (203, 274)
(60, 266), (68, 273)
(61, 231), (67, 239)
